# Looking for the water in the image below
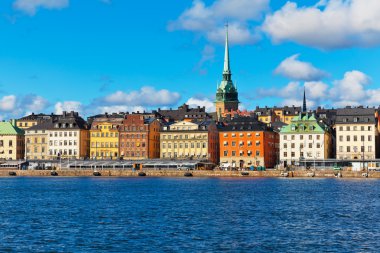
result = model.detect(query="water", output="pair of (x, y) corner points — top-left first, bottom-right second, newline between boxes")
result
(0, 177), (379, 252)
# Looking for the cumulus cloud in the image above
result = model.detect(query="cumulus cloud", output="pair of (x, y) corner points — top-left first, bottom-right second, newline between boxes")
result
(103, 86), (181, 107)
(13, 0), (69, 16)
(275, 54), (328, 81)
(0, 95), (17, 112)
(21, 94), (50, 113)
(262, 0), (380, 50)
(258, 70), (380, 108)
(55, 101), (82, 114)
(186, 97), (215, 112)
(169, 0), (268, 44)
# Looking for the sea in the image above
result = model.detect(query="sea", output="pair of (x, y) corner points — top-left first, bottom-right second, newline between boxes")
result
(0, 177), (379, 252)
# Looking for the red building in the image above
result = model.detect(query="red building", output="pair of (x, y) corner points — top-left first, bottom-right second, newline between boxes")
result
(119, 114), (161, 160)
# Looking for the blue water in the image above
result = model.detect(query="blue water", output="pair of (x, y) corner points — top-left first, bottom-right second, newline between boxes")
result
(0, 178), (379, 252)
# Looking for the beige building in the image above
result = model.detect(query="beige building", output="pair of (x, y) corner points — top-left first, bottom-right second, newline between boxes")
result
(0, 121), (25, 160)
(160, 120), (219, 164)
(25, 127), (49, 160)
(335, 107), (378, 160)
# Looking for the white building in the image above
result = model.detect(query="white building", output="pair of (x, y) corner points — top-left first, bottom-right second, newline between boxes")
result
(335, 107), (378, 160)
(280, 113), (332, 166)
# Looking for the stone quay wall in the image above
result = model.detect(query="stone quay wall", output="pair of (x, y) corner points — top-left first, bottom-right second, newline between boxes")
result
(0, 169), (380, 178)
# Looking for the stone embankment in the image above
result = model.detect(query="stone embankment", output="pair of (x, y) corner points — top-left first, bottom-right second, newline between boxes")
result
(0, 169), (380, 178)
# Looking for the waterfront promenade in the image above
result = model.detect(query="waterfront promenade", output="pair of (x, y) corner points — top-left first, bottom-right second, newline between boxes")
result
(1, 169), (380, 178)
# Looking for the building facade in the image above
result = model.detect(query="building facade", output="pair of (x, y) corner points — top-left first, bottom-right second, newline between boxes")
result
(160, 120), (219, 164)
(47, 112), (89, 159)
(119, 114), (161, 160)
(280, 113), (332, 166)
(90, 118), (123, 160)
(215, 27), (239, 119)
(219, 118), (278, 168)
(0, 120), (25, 160)
(335, 107), (378, 160)
(25, 125), (49, 160)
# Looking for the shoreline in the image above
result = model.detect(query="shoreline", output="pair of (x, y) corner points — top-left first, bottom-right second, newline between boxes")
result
(1, 169), (379, 179)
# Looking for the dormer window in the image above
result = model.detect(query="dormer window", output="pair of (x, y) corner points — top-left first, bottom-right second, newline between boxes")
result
(343, 118), (347, 123)
(354, 117), (359, 122)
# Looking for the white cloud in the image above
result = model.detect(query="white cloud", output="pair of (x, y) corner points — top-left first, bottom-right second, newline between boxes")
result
(275, 54), (328, 81)
(258, 70), (380, 108)
(262, 0), (380, 49)
(13, 0), (69, 16)
(21, 94), (49, 113)
(55, 101), (82, 114)
(329, 70), (370, 106)
(103, 86), (181, 107)
(169, 0), (268, 44)
(0, 95), (17, 112)
(186, 97), (215, 112)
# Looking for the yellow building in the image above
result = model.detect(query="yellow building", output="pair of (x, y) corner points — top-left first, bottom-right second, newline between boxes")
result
(0, 120), (25, 160)
(90, 118), (123, 159)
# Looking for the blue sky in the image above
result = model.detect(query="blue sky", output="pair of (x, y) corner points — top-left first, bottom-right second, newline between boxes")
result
(1, 0), (380, 119)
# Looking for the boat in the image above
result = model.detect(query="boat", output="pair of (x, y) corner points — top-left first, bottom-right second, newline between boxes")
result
(138, 172), (147, 177)
(93, 171), (101, 176)
(280, 172), (289, 177)
(51, 171), (58, 176)
(241, 172), (249, 176)
(184, 172), (193, 177)
(8, 171), (17, 176)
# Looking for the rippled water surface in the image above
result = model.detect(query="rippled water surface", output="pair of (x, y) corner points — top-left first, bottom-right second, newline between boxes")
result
(0, 177), (379, 252)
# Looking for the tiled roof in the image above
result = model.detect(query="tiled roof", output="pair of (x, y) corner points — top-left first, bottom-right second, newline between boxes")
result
(219, 117), (271, 132)
(335, 107), (376, 124)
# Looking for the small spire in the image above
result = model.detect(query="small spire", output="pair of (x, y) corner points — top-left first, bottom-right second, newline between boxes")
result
(303, 86), (307, 113)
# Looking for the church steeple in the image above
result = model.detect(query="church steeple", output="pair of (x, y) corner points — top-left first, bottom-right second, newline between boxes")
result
(303, 87), (307, 113)
(215, 24), (239, 119)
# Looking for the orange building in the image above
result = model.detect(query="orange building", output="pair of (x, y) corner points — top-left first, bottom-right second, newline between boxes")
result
(119, 114), (161, 160)
(219, 117), (279, 169)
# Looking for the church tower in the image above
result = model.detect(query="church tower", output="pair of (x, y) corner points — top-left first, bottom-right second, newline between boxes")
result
(215, 25), (239, 119)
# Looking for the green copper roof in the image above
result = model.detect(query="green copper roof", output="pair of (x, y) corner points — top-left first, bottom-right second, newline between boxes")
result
(281, 113), (326, 134)
(0, 121), (24, 135)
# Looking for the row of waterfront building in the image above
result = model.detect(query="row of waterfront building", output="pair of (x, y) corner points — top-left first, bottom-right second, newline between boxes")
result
(0, 104), (379, 169)
(1, 27), (378, 169)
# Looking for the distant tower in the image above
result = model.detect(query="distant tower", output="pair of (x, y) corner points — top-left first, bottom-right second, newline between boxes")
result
(302, 87), (307, 113)
(215, 24), (239, 119)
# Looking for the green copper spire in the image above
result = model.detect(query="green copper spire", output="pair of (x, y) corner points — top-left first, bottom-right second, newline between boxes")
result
(223, 24), (231, 76)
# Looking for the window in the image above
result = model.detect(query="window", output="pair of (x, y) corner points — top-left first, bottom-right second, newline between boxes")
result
(223, 151), (228, 156)
(339, 126), (343, 131)
(309, 143), (312, 148)
(284, 135), (287, 140)
(232, 141), (236, 147)
(284, 143), (287, 149)
(354, 136), (357, 142)
(339, 136), (343, 142)
(361, 136), (365, 142)
(346, 126), (350, 131)
(368, 135), (372, 141)
(309, 135), (312, 140)
(347, 146), (351, 152)
(284, 152), (288, 157)
(300, 135), (304, 140)
(317, 135), (320, 140)
(368, 126), (372, 131)
(361, 146), (365, 152)
(368, 146), (372, 152)
(291, 143), (295, 148)
(346, 136), (350, 142)
(232, 151), (236, 156)
(291, 152), (295, 157)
